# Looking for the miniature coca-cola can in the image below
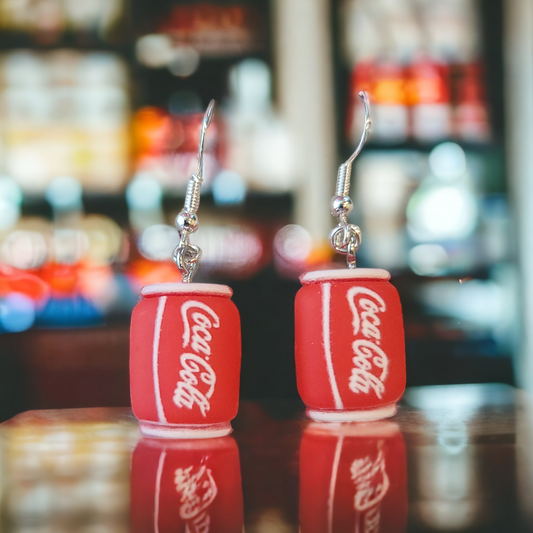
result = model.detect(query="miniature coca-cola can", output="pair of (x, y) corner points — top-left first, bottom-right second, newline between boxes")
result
(131, 436), (243, 533)
(130, 283), (241, 438)
(299, 421), (407, 533)
(295, 269), (405, 422)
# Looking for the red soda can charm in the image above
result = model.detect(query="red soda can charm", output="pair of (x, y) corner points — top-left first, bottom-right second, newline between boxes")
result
(130, 100), (242, 438)
(130, 283), (241, 438)
(295, 92), (405, 421)
(299, 421), (407, 533)
(131, 436), (243, 533)
(295, 269), (405, 421)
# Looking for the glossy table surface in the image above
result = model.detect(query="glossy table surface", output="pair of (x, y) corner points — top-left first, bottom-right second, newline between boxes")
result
(1, 383), (532, 532)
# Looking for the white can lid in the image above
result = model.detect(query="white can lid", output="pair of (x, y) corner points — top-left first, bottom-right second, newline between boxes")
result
(141, 283), (233, 298)
(300, 268), (391, 285)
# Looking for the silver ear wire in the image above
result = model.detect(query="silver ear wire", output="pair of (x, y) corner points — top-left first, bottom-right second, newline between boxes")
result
(329, 91), (371, 269)
(173, 99), (216, 282)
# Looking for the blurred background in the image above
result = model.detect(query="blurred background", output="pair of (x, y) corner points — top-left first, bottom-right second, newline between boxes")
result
(0, 0), (528, 420)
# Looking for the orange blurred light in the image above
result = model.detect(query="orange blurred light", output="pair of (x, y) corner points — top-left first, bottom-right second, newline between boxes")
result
(38, 263), (79, 296)
(133, 107), (173, 159)
(0, 264), (50, 301)
(127, 259), (182, 291)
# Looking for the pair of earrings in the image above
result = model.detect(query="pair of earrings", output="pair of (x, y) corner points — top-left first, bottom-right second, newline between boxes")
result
(130, 95), (406, 439)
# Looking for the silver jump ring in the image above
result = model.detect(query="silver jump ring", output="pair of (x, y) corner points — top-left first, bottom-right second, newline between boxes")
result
(329, 224), (361, 256)
(173, 236), (202, 283)
(346, 233), (358, 269)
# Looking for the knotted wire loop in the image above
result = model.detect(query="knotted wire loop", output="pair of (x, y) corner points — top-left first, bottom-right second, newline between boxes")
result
(329, 222), (361, 269)
(173, 233), (202, 283)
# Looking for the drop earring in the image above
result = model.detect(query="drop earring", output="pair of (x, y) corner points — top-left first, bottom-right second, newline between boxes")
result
(294, 92), (406, 422)
(130, 100), (242, 439)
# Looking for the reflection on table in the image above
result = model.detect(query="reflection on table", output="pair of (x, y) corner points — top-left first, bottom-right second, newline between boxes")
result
(0, 383), (531, 532)
(131, 437), (243, 533)
(300, 421), (406, 533)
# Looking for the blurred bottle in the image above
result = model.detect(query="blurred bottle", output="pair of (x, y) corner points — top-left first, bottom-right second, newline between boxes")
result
(224, 58), (295, 192)
(368, 61), (409, 144)
(0, 0), (126, 44)
(158, 3), (264, 57)
(453, 63), (491, 143)
(132, 107), (172, 180)
(407, 58), (453, 142)
(0, 51), (130, 193)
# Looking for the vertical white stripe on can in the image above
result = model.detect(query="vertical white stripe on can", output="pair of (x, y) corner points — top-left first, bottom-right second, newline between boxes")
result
(322, 283), (344, 409)
(327, 435), (344, 533)
(153, 450), (167, 533)
(153, 296), (168, 423)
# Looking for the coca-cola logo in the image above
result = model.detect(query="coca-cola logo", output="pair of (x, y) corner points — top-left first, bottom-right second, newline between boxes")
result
(351, 443), (389, 533)
(173, 301), (220, 416)
(346, 288), (389, 399)
(175, 464), (218, 533)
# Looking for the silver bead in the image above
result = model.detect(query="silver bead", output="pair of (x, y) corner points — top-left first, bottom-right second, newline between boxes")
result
(330, 195), (353, 217)
(175, 211), (198, 234)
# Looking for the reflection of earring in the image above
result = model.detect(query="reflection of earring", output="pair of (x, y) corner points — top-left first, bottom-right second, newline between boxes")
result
(295, 92), (406, 422)
(299, 421), (407, 533)
(131, 436), (243, 532)
(130, 100), (242, 439)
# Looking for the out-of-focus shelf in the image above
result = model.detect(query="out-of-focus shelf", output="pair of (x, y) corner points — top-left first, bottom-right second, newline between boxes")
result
(388, 267), (498, 283)
(0, 33), (132, 53)
(0, 41), (270, 63)
(351, 139), (504, 153)
(20, 190), (294, 221)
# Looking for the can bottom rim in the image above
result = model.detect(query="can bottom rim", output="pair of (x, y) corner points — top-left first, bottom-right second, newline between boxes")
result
(139, 420), (232, 439)
(306, 403), (397, 422)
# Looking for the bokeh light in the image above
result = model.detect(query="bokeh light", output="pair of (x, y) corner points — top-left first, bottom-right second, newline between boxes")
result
(0, 292), (35, 332)
(429, 142), (467, 181)
(407, 184), (478, 241)
(212, 170), (247, 205)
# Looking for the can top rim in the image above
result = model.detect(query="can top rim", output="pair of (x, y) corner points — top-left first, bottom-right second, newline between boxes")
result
(141, 283), (233, 298)
(300, 268), (391, 285)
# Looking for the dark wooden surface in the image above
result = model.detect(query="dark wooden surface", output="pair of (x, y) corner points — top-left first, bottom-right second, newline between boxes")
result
(0, 383), (532, 532)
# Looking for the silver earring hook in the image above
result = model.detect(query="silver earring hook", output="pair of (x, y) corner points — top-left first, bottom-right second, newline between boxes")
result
(329, 91), (371, 269)
(173, 99), (216, 283)
(336, 91), (371, 198)
(196, 99), (215, 182)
